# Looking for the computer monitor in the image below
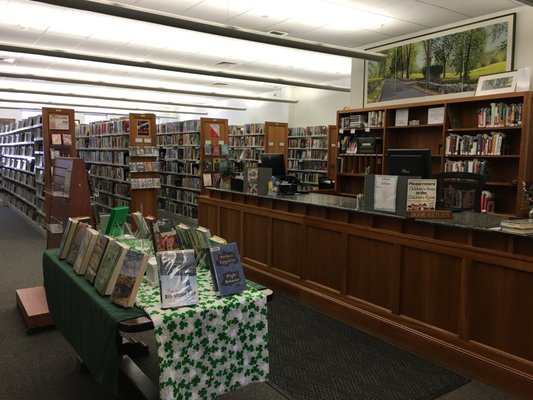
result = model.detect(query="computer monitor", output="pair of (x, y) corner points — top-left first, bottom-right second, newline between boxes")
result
(386, 148), (432, 178)
(260, 153), (286, 177)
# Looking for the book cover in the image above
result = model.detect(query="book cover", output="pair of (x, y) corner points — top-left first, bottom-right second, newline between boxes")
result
(93, 240), (130, 295)
(111, 249), (149, 308)
(51, 133), (62, 145)
(58, 217), (79, 259)
(207, 243), (246, 296)
(65, 222), (90, 265)
(85, 234), (110, 284)
(72, 227), (99, 275)
(151, 219), (180, 253)
(61, 133), (73, 146)
(157, 249), (198, 308)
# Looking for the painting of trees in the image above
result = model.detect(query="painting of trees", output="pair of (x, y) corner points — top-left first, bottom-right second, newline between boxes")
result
(365, 15), (514, 104)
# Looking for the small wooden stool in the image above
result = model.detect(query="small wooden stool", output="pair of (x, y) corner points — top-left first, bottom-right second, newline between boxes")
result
(16, 286), (54, 334)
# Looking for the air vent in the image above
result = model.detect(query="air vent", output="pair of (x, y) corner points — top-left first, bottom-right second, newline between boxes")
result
(267, 30), (289, 36)
(215, 61), (239, 67)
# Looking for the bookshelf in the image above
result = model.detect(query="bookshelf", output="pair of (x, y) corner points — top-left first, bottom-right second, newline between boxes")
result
(200, 117), (229, 193)
(0, 114), (44, 227)
(287, 125), (329, 191)
(75, 117), (131, 213)
(128, 113), (159, 219)
(264, 122), (288, 165)
(228, 123), (265, 174)
(336, 91), (533, 217)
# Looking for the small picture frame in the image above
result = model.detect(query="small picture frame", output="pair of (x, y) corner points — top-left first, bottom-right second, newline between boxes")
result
(475, 71), (517, 96)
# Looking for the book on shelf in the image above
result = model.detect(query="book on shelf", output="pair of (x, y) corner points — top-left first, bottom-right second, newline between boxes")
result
(65, 222), (90, 265)
(72, 227), (99, 275)
(500, 219), (533, 230)
(110, 249), (150, 308)
(157, 249), (198, 308)
(395, 108), (409, 126)
(51, 133), (62, 145)
(93, 239), (130, 296)
(61, 133), (73, 146)
(84, 234), (110, 284)
(205, 242), (246, 297)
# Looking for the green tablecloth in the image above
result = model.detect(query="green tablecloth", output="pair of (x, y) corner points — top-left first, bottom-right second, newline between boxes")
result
(42, 249), (146, 395)
(136, 269), (269, 400)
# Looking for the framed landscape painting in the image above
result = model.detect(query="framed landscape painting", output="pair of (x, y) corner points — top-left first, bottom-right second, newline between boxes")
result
(365, 14), (515, 106)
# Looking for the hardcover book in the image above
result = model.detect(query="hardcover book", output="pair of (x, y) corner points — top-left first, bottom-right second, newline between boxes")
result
(111, 249), (150, 308)
(72, 227), (99, 275)
(84, 234), (110, 284)
(206, 243), (246, 296)
(157, 249), (198, 308)
(93, 239), (130, 295)
(58, 217), (79, 259)
(151, 219), (180, 253)
(65, 222), (90, 265)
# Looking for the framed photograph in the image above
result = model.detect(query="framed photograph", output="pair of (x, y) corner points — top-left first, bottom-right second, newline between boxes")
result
(365, 13), (516, 106)
(475, 71), (517, 96)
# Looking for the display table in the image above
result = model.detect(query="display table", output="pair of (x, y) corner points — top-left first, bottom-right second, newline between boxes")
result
(42, 249), (270, 399)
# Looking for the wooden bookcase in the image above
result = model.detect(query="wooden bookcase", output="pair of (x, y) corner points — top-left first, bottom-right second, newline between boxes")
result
(264, 122), (288, 166)
(287, 125), (330, 191)
(336, 91), (533, 217)
(200, 117), (229, 192)
(46, 157), (93, 248)
(228, 123), (265, 174)
(156, 119), (201, 219)
(75, 118), (131, 214)
(0, 114), (44, 227)
(128, 113), (159, 219)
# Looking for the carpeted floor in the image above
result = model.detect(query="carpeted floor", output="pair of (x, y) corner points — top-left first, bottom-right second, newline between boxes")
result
(267, 294), (469, 400)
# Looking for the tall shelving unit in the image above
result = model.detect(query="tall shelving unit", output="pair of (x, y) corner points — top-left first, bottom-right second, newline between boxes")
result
(157, 119), (201, 219)
(200, 117), (229, 192)
(75, 118), (131, 213)
(336, 91), (533, 217)
(287, 125), (329, 191)
(0, 114), (44, 228)
(228, 123), (265, 174)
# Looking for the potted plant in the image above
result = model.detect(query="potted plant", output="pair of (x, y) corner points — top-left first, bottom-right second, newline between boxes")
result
(219, 160), (234, 189)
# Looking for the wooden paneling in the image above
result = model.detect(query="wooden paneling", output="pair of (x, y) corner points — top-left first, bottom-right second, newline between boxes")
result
(198, 203), (218, 234)
(271, 218), (302, 278)
(243, 212), (269, 267)
(219, 207), (241, 245)
(400, 247), (461, 334)
(304, 226), (343, 291)
(469, 261), (533, 361)
(346, 235), (395, 310)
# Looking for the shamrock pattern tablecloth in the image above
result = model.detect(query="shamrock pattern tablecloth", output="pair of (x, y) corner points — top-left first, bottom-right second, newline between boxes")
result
(136, 268), (269, 400)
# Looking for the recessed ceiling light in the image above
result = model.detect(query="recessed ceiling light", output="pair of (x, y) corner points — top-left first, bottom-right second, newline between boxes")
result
(267, 30), (289, 37)
(211, 82), (229, 86)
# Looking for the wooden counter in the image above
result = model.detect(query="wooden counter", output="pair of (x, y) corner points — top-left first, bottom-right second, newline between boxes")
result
(199, 189), (533, 399)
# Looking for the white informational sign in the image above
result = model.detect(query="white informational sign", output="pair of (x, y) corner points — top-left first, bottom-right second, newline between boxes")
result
(374, 175), (398, 212)
(427, 107), (444, 124)
(406, 179), (437, 211)
(395, 108), (409, 126)
(48, 114), (70, 130)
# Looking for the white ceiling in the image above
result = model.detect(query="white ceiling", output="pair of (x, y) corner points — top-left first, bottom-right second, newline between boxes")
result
(0, 0), (527, 117)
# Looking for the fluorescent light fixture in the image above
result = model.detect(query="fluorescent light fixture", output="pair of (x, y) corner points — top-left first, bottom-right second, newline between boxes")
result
(30, 0), (386, 61)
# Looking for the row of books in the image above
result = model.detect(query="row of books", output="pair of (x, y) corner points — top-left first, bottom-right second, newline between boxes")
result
(229, 136), (265, 147)
(1, 144), (35, 156)
(287, 159), (327, 171)
(160, 160), (200, 175)
(204, 142), (229, 156)
(288, 126), (328, 137)
(0, 128), (41, 143)
(58, 217), (148, 308)
(149, 219), (247, 307)
(129, 161), (159, 173)
(160, 146), (201, 161)
(78, 135), (129, 149)
(445, 132), (507, 156)
(87, 118), (131, 136)
(0, 115), (42, 132)
(130, 177), (161, 189)
(80, 150), (128, 165)
(156, 120), (201, 134)
(477, 103), (522, 128)
(89, 164), (128, 181)
(129, 146), (158, 157)
(157, 133), (200, 146)
(444, 159), (490, 176)
(288, 138), (328, 149)
(288, 148), (328, 160)
(229, 123), (264, 135)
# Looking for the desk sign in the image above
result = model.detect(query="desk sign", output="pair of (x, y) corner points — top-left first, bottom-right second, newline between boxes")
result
(405, 209), (453, 219)
(405, 178), (451, 219)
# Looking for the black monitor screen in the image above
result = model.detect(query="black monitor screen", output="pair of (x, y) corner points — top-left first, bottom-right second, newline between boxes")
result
(260, 153), (286, 177)
(386, 148), (432, 178)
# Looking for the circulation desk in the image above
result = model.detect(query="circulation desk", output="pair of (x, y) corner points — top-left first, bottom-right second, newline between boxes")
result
(199, 188), (533, 399)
